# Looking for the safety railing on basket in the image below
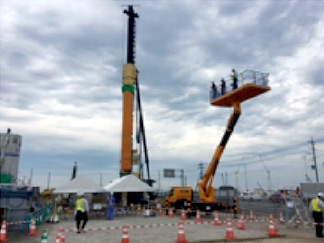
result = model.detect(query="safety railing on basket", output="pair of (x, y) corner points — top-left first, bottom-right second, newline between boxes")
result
(209, 70), (270, 102)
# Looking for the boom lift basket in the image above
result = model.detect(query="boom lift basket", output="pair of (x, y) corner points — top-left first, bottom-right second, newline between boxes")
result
(210, 70), (270, 107)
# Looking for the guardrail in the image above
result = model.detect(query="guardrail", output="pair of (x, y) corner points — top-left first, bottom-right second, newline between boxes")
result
(209, 70), (270, 102)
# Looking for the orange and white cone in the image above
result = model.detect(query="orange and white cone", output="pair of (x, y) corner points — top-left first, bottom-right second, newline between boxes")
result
(237, 214), (245, 230)
(0, 220), (8, 243)
(55, 233), (61, 243)
(168, 208), (174, 219)
(195, 210), (203, 224)
(121, 226), (130, 243)
(268, 214), (274, 222)
(225, 220), (236, 240)
(176, 222), (188, 243)
(268, 219), (279, 237)
(28, 218), (37, 236)
(56, 229), (66, 243)
(180, 209), (186, 221)
(213, 212), (221, 226)
(158, 208), (163, 217)
(279, 213), (284, 225)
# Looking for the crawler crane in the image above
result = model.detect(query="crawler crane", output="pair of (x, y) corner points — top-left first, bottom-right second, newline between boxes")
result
(166, 71), (271, 212)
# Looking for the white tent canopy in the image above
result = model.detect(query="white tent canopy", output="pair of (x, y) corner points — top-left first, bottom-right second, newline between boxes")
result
(104, 174), (154, 192)
(54, 175), (105, 194)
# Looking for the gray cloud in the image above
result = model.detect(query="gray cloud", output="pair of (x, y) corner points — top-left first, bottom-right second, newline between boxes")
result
(1, 0), (323, 190)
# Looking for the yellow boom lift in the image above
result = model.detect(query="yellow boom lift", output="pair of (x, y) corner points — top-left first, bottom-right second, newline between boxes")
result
(167, 70), (270, 212)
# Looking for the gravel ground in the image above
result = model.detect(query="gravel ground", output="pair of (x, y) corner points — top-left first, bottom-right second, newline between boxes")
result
(8, 214), (320, 243)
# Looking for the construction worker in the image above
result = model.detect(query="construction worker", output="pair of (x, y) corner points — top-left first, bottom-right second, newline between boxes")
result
(75, 191), (89, 233)
(221, 78), (226, 95)
(107, 192), (115, 220)
(231, 69), (238, 90)
(310, 192), (324, 238)
(211, 82), (217, 100)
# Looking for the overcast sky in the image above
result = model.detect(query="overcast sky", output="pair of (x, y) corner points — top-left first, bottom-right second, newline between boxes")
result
(1, 0), (324, 192)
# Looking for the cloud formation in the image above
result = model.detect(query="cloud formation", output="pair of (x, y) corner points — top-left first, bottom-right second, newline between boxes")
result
(1, 0), (324, 190)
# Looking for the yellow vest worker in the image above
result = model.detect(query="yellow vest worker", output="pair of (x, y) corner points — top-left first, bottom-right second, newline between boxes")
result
(310, 192), (324, 238)
(75, 192), (89, 233)
(76, 198), (85, 212)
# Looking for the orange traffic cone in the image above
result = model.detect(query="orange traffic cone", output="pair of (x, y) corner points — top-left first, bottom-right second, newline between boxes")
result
(213, 212), (221, 226)
(56, 229), (66, 243)
(237, 214), (245, 230)
(195, 210), (203, 224)
(28, 218), (37, 236)
(225, 220), (236, 240)
(176, 222), (188, 243)
(168, 208), (174, 219)
(158, 208), (163, 217)
(55, 233), (61, 243)
(268, 219), (279, 237)
(180, 209), (186, 221)
(0, 220), (8, 242)
(121, 226), (130, 243)
(268, 214), (274, 222)
(279, 213), (284, 225)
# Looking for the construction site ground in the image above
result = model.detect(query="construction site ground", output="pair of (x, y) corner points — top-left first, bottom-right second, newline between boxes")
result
(9, 213), (319, 243)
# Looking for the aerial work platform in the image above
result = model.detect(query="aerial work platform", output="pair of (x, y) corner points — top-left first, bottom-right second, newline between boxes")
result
(210, 70), (270, 107)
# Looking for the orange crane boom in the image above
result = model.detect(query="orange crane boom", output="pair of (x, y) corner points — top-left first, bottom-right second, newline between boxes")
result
(197, 103), (241, 203)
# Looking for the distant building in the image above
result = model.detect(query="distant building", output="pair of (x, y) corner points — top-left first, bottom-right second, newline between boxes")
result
(0, 129), (35, 227)
(0, 128), (22, 184)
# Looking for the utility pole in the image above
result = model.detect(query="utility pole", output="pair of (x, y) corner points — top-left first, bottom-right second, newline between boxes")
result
(244, 164), (248, 191)
(158, 170), (161, 191)
(259, 155), (271, 191)
(198, 162), (205, 180)
(180, 169), (184, 186)
(47, 172), (51, 190)
(234, 169), (239, 190)
(309, 137), (319, 183)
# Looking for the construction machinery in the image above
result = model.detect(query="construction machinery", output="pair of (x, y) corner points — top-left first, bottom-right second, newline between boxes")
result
(120, 6), (153, 185)
(166, 70), (270, 211)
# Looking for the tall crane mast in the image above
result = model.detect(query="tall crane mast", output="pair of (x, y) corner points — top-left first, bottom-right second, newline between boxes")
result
(120, 6), (152, 184)
(120, 5), (138, 176)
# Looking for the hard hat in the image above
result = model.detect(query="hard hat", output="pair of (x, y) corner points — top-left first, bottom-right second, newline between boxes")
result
(318, 192), (324, 198)
(77, 191), (84, 197)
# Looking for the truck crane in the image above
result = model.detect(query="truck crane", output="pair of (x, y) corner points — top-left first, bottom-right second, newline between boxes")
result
(166, 70), (270, 212)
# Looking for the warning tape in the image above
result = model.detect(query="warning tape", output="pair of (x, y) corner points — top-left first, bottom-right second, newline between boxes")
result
(59, 218), (281, 234)
(59, 220), (213, 233)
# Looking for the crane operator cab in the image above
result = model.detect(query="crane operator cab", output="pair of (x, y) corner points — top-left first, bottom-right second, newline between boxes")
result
(210, 70), (270, 107)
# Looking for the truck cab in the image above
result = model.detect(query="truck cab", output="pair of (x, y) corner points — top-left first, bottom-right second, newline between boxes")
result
(166, 187), (193, 209)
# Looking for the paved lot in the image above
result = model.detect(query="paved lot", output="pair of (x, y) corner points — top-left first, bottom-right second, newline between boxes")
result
(8, 213), (319, 243)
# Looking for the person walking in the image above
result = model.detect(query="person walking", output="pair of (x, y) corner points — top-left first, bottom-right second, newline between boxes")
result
(310, 192), (324, 238)
(285, 197), (295, 223)
(231, 69), (238, 90)
(221, 78), (226, 95)
(75, 191), (89, 233)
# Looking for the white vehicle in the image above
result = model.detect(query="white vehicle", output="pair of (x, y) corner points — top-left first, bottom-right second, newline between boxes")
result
(239, 191), (261, 201)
